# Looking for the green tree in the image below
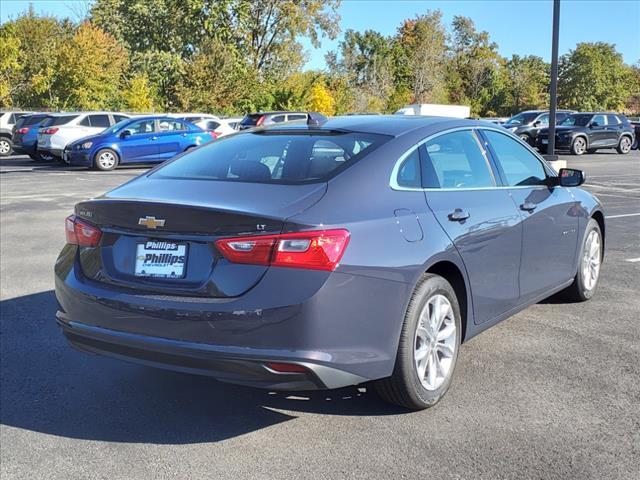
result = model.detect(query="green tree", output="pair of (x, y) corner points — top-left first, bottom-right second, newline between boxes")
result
(0, 24), (22, 106)
(447, 16), (502, 115)
(0, 6), (73, 108)
(559, 42), (633, 111)
(122, 74), (157, 112)
(494, 55), (550, 115)
(395, 11), (448, 104)
(54, 22), (129, 110)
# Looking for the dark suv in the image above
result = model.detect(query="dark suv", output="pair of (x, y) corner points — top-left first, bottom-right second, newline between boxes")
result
(503, 110), (574, 146)
(537, 113), (635, 155)
(238, 111), (309, 130)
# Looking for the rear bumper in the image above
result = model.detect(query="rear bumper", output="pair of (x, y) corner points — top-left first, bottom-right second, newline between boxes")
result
(38, 146), (63, 157)
(58, 318), (367, 390)
(55, 247), (410, 390)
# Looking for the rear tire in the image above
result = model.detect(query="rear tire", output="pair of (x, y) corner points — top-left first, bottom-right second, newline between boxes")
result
(93, 148), (118, 171)
(616, 136), (632, 154)
(559, 219), (602, 302)
(571, 137), (587, 155)
(375, 274), (461, 410)
(0, 137), (13, 156)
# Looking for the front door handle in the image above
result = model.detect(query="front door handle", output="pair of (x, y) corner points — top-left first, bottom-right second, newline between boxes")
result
(181, 132), (188, 137)
(149, 136), (158, 141)
(520, 202), (537, 212)
(448, 208), (470, 222)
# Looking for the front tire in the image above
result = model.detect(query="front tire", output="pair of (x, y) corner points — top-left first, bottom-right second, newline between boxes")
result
(571, 137), (587, 155)
(0, 137), (13, 156)
(616, 136), (632, 154)
(375, 274), (461, 410)
(560, 218), (603, 302)
(93, 148), (118, 171)
(519, 134), (531, 145)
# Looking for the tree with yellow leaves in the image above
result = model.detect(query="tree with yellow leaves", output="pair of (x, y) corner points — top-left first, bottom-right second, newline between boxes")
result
(307, 82), (335, 116)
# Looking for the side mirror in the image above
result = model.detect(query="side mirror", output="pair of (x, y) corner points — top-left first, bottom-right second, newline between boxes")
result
(589, 122), (599, 128)
(119, 129), (132, 139)
(533, 121), (540, 127)
(556, 168), (585, 187)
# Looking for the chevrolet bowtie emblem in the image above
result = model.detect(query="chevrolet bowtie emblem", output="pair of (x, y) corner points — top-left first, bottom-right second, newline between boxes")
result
(138, 216), (165, 229)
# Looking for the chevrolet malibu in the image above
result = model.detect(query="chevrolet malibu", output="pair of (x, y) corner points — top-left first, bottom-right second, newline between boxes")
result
(55, 115), (605, 409)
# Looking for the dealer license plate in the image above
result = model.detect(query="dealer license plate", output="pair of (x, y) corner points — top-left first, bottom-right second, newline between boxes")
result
(135, 241), (187, 278)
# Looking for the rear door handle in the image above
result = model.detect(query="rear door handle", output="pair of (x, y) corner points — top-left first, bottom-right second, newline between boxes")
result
(448, 208), (470, 222)
(181, 133), (188, 137)
(520, 202), (537, 212)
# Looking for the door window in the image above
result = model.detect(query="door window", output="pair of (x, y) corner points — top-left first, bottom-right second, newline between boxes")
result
(606, 114), (621, 125)
(127, 119), (155, 134)
(591, 115), (606, 127)
(396, 147), (422, 188)
(537, 114), (549, 126)
(270, 115), (286, 123)
(79, 116), (91, 127)
(483, 130), (547, 186)
(158, 120), (186, 132)
(287, 114), (307, 121)
(88, 114), (111, 128)
(422, 130), (495, 189)
(205, 121), (221, 130)
(113, 115), (129, 124)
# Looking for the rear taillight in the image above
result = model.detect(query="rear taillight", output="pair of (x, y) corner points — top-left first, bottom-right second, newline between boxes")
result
(256, 115), (265, 127)
(65, 215), (102, 247)
(42, 127), (59, 135)
(17, 127), (29, 134)
(207, 131), (218, 139)
(265, 362), (307, 373)
(215, 229), (350, 271)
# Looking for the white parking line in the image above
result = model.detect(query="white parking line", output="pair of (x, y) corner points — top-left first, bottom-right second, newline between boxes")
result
(625, 258), (640, 263)
(605, 212), (640, 219)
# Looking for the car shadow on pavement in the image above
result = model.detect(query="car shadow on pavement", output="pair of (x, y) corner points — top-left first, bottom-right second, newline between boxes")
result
(0, 291), (401, 445)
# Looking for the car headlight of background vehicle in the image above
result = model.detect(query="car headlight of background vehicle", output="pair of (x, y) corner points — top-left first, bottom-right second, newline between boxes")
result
(80, 141), (93, 149)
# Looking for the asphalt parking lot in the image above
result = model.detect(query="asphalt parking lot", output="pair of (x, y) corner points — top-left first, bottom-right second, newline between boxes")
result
(1, 151), (639, 479)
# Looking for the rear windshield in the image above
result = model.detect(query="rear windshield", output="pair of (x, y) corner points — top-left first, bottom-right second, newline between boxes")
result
(153, 131), (390, 184)
(48, 115), (79, 126)
(19, 115), (47, 127)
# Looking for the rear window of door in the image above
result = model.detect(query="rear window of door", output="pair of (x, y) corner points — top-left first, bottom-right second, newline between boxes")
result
(158, 120), (186, 132)
(483, 129), (547, 186)
(270, 115), (286, 123)
(113, 115), (129, 124)
(153, 131), (389, 184)
(287, 114), (307, 121)
(205, 120), (221, 130)
(421, 130), (496, 189)
(127, 119), (155, 134)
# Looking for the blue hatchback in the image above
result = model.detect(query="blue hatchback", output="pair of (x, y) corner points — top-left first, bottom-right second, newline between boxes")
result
(64, 116), (215, 170)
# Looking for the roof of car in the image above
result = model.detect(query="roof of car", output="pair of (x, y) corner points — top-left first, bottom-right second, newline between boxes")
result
(259, 114), (487, 137)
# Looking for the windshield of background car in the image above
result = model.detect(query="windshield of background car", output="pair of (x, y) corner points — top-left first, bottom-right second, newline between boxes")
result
(505, 112), (538, 125)
(560, 114), (592, 127)
(153, 131), (390, 184)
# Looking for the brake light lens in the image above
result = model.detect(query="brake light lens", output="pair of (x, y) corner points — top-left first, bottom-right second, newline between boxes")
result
(216, 229), (350, 271)
(65, 215), (102, 247)
(42, 127), (59, 135)
(207, 131), (218, 139)
(256, 115), (265, 126)
(17, 127), (29, 134)
(265, 362), (307, 373)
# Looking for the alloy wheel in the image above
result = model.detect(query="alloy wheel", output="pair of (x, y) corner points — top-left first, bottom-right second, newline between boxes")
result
(619, 137), (631, 153)
(582, 230), (601, 291)
(414, 294), (457, 391)
(0, 139), (10, 155)
(98, 151), (116, 169)
(574, 138), (586, 155)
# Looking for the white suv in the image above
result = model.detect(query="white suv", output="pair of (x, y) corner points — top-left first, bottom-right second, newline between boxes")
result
(37, 112), (129, 160)
(0, 111), (33, 156)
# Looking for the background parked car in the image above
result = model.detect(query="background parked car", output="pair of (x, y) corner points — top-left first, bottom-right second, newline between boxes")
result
(223, 117), (243, 130)
(0, 111), (33, 156)
(12, 113), (56, 161)
(503, 109), (575, 146)
(37, 111), (130, 161)
(64, 115), (214, 170)
(537, 112), (635, 155)
(237, 111), (309, 130)
(171, 113), (236, 137)
(630, 120), (640, 149)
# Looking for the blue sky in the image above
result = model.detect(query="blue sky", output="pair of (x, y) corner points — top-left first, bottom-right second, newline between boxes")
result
(2, 0), (639, 69)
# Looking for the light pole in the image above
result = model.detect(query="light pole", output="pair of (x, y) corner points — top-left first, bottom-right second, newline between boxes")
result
(545, 0), (561, 161)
